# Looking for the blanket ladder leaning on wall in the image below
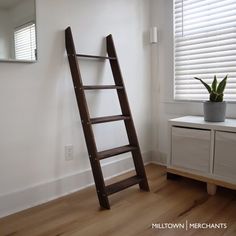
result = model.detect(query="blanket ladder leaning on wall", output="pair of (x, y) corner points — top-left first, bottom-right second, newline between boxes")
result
(65, 27), (149, 209)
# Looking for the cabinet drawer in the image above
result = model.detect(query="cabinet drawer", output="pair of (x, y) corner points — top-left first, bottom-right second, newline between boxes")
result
(214, 131), (236, 181)
(171, 127), (211, 173)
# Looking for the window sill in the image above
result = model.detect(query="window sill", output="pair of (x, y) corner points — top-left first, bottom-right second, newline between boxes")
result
(161, 99), (236, 105)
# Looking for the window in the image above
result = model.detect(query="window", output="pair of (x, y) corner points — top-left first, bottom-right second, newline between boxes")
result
(174, 0), (236, 101)
(14, 23), (36, 61)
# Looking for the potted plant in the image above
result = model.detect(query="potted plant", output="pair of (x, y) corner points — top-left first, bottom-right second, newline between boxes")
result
(194, 75), (228, 122)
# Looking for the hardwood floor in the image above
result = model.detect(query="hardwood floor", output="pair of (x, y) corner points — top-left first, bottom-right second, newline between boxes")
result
(0, 164), (236, 236)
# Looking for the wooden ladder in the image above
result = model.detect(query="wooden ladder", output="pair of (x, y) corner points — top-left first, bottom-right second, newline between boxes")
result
(65, 27), (149, 209)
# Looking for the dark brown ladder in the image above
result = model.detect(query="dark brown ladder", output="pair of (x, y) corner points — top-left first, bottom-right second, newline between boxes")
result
(65, 27), (149, 209)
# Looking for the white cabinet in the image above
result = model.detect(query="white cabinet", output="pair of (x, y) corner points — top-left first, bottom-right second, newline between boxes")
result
(168, 116), (236, 194)
(214, 131), (236, 183)
(171, 127), (210, 173)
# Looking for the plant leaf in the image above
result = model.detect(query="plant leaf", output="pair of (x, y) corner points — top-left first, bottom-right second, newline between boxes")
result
(210, 91), (218, 102)
(217, 75), (228, 94)
(212, 75), (217, 92)
(216, 93), (224, 102)
(194, 77), (212, 93)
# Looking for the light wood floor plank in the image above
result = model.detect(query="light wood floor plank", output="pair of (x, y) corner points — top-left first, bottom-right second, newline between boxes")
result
(0, 164), (235, 236)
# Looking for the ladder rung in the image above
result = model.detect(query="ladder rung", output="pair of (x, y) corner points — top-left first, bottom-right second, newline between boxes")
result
(97, 145), (137, 160)
(90, 115), (130, 124)
(76, 54), (116, 60)
(83, 85), (123, 90)
(106, 176), (142, 195)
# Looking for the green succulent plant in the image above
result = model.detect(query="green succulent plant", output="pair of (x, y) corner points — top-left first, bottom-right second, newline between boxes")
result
(194, 75), (228, 102)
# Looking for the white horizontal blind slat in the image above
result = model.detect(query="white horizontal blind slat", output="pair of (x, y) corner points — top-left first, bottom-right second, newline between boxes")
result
(14, 23), (36, 61)
(174, 0), (236, 101)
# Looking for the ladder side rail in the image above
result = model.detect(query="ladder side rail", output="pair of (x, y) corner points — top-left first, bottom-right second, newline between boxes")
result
(106, 35), (149, 191)
(106, 35), (139, 141)
(65, 27), (110, 208)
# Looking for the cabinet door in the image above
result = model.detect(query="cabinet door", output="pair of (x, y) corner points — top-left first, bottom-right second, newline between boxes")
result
(214, 131), (236, 182)
(171, 127), (211, 173)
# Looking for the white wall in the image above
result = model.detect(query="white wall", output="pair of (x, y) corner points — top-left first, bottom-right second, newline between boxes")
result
(10, 0), (35, 26)
(150, 0), (236, 164)
(0, 8), (11, 59)
(0, 0), (152, 217)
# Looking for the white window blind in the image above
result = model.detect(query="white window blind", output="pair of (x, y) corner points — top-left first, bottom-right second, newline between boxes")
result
(14, 23), (36, 61)
(174, 0), (236, 101)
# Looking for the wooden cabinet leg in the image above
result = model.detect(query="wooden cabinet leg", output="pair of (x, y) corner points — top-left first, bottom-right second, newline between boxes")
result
(207, 183), (217, 195)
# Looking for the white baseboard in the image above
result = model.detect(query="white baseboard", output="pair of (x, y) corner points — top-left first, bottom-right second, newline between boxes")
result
(0, 151), (152, 218)
(150, 160), (167, 167)
(151, 150), (167, 166)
